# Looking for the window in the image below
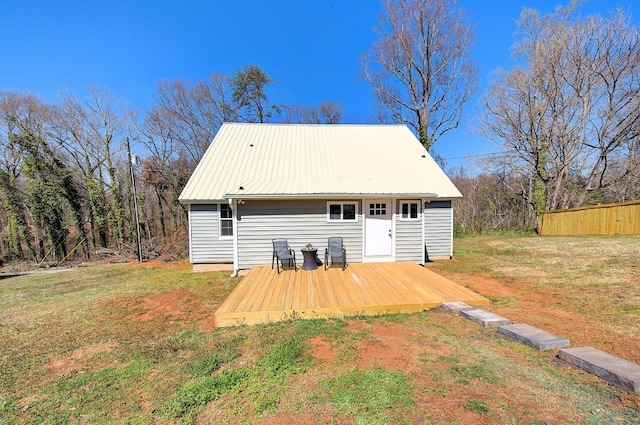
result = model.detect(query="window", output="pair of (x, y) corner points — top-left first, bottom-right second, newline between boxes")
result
(329, 204), (341, 220)
(219, 203), (233, 237)
(399, 201), (420, 221)
(369, 202), (387, 216)
(327, 202), (358, 222)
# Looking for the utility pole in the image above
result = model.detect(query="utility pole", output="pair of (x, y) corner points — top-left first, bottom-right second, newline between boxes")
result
(126, 137), (143, 262)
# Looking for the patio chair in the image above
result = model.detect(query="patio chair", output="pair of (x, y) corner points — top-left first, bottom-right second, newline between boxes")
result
(324, 237), (346, 270)
(272, 239), (297, 274)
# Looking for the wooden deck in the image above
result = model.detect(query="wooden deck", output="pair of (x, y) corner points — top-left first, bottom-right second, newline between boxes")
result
(214, 262), (488, 327)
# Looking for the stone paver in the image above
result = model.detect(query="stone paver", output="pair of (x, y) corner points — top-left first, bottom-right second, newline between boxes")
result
(459, 308), (511, 327)
(498, 323), (569, 351)
(441, 301), (473, 313)
(558, 347), (640, 393)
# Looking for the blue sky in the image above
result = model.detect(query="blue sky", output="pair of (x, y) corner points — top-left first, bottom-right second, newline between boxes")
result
(2, 0), (639, 172)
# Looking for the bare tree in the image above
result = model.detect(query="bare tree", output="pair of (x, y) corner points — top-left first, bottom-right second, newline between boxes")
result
(361, 0), (478, 150)
(283, 101), (343, 124)
(141, 73), (236, 235)
(318, 101), (343, 124)
(482, 4), (640, 213)
(149, 73), (234, 167)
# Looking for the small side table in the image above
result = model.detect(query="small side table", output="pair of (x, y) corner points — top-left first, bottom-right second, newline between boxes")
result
(301, 248), (318, 270)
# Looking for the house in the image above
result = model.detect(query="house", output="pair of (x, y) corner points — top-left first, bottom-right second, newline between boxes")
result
(178, 123), (462, 274)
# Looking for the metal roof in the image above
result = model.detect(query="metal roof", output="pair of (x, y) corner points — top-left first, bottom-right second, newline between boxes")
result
(178, 123), (462, 202)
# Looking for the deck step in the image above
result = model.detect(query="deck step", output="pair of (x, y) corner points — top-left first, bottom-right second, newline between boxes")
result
(442, 301), (474, 313)
(558, 347), (640, 393)
(498, 324), (569, 351)
(459, 309), (511, 327)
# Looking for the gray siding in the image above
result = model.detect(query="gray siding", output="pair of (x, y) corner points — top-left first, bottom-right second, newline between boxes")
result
(237, 199), (363, 269)
(395, 200), (423, 263)
(189, 204), (233, 263)
(424, 201), (453, 258)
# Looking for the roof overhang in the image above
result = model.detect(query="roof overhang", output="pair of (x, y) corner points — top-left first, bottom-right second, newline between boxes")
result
(180, 193), (462, 204)
(222, 192), (442, 200)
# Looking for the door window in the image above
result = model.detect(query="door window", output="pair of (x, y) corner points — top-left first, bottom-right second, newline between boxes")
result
(369, 202), (387, 216)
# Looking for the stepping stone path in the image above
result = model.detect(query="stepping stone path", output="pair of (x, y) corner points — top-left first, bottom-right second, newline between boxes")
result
(441, 301), (474, 313)
(459, 308), (511, 327)
(498, 323), (569, 351)
(558, 347), (640, 393)
(446, 298), (640, 393)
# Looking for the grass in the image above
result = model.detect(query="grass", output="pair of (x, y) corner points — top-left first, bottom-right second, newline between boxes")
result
(464, 397), (492, 414)
(166, 368), (249, 420)
(319, 368), (414, 425)
(1, 237), (639, 424)
(185, 336), (243, 377)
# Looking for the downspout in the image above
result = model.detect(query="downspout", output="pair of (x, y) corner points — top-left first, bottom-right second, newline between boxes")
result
(361, 197), (366, 261)
(229, 198), (239, 277)
(391, 197), (396, 259)
(421, 199), (425, 266)
(450, 200), (454, 259)
(187, 204), (193, 263)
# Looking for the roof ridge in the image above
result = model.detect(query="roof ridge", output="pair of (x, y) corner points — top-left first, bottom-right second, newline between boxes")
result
(221, 122), (406, 127)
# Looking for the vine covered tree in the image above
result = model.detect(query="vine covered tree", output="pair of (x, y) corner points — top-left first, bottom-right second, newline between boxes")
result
(0, 92), (36, 260)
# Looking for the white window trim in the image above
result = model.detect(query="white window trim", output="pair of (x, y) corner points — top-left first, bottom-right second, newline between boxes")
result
(326, 201), (359, 222)
(399, 200), (421, 221)
(218, 203), (233, 239)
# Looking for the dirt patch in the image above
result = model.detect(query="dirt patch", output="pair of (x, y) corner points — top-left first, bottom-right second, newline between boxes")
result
(355, 322), (424, 374)
(135, 289), (191, 321)
(259, 412), (318, 425)
(118, 288), (214, 332)
(49, 340), (118, 378)
(310, 336), (334, 364)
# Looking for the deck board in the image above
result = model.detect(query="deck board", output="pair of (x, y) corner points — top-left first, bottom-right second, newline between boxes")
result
(365, 263), (422, 304)
(214, 262), (489, 327)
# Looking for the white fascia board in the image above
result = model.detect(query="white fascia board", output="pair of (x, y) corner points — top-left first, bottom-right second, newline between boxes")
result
(222, 192), (439, 200)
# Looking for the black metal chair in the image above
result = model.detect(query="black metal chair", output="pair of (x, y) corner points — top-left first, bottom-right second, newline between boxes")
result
(324, 237), (346, 270)
(272, 239), (297, 274)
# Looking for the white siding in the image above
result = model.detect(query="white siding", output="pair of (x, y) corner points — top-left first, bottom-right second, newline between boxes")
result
(189, 204), (233, 263)
(424, 201), (453, 258)
(237, 199), (363, 269)
(395, 200), (423, 262)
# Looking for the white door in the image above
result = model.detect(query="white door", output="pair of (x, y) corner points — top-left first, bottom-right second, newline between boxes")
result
(365, 200), (392, 257)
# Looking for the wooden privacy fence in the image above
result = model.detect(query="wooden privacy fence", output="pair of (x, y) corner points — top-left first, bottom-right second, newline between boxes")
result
(539, 200), (640, 236)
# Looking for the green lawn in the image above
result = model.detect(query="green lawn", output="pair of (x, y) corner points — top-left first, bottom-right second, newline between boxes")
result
(1, 237), (639, 424)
